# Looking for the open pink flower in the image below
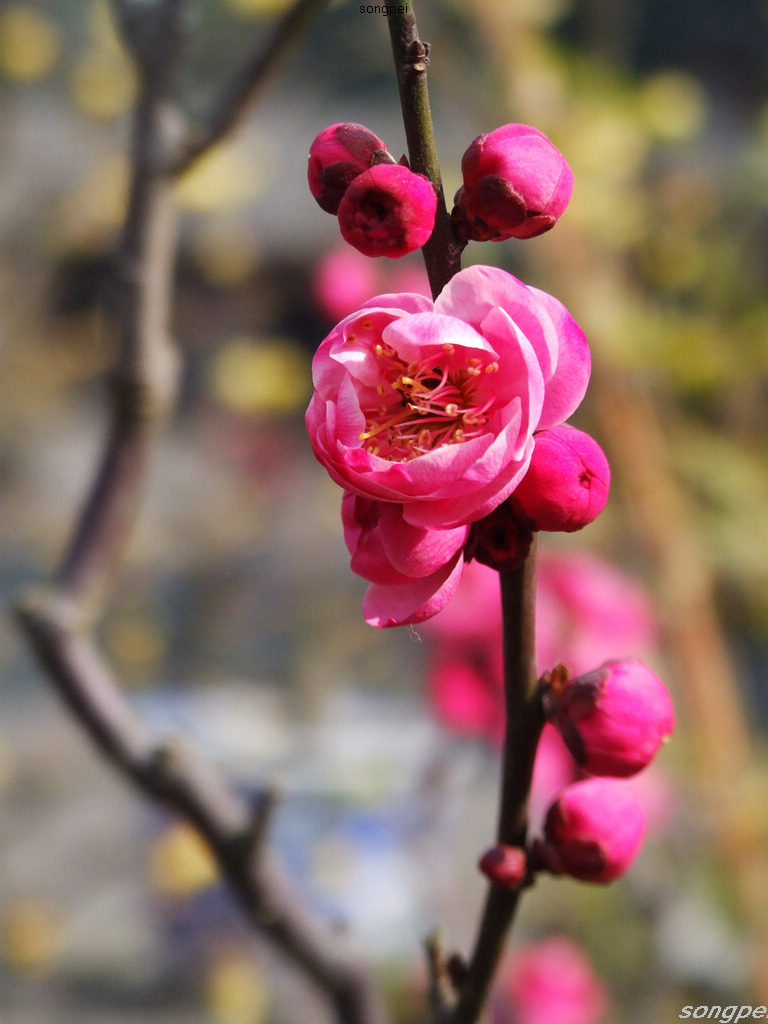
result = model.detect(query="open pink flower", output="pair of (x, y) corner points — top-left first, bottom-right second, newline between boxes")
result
(306, 265), (590, 530)
(342, 493), (468, 626)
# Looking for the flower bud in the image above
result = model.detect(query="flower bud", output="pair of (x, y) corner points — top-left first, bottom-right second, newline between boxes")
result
(478, 845), (527, 889)
(512, 426), (610, 533)
(452, 123), (573, 242)
(308, 122), (389, 214)
(536, 778), (646, 883)
(544, 659), (675, 778)
(337, 164), (437, 258)
(466, 499), (534, 571)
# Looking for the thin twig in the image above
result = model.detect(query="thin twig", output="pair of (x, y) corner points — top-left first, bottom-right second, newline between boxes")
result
(168, 0), (330, 177)
(442, 541), (544, 1024)
(386, 7), (464, 299)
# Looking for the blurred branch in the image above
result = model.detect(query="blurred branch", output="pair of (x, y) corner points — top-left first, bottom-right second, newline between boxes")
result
(14, 2), (388, 1022)
(15, 588), (389, 1024)
(386, 7), (464, 298)
(168, 0), (330, 177)
(440, 543), (544, 1024)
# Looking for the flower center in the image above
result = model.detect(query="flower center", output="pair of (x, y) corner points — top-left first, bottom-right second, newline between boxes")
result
(359, 341), (498, 459)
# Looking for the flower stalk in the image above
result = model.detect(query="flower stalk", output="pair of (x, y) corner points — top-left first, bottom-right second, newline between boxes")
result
(386, 7), (464, 298)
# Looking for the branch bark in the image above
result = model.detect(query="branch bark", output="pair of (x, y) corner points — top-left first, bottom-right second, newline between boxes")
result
(15, 3), (388, 1022)
(386, 7), (464, 299)
(442, 541), (544, 1024)
(168, 0), (330, 176)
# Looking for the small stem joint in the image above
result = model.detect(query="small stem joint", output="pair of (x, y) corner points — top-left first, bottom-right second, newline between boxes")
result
(403, 39), (430, 74)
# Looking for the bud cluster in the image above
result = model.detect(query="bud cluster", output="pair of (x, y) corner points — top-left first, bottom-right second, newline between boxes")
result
(478, 660), (674, 890)
(308, 122), (437, 258)
(309, 119), (573, 260)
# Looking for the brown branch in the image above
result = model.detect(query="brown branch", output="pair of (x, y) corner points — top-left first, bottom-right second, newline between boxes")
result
(15, 588), (389, 1024)
(386, 7), (464, 299)
(14, 3), (389, 1022)
(441, 542), (544, 1024)
(168, 0), (330, 177)
(386, 8), (543, 1021)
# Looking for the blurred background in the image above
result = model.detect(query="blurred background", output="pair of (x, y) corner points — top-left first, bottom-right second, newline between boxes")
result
(2, 0), (768, 1021)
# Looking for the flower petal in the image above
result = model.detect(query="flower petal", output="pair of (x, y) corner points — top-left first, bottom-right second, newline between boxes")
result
(362, 552), (465, 627)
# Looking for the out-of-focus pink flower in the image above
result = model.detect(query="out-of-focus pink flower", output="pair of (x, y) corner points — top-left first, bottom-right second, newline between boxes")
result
(421, 555), (660, 748)
(494, 937), (608, 1024)
(312, 251), (432, 324)
(529, 723), (579, 829)
(308, 122), (389, 214)
(536, 551), (659, 676)
(313, 247), (382, 322)
(537, 778), (646, 883)
(342, 493), (468, 626)
(427, 645), (505, 743)
(624, 763), (676, 836)
(306, 264), (591, 531)
(544, 659), (675, 778)
(389, 262), (432, 298)
(512, 426), (610, 532)
(337, 164), (437, 258)
(420, 559), (502, 644)
(453, 123), (573, 242)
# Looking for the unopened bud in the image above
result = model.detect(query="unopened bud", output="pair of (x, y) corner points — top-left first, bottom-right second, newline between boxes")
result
(466, 500), (533, 572)
(512, 426), (610, 533)
(544, 659), (675, 778)
(478, 845), (528, 889)
(337, 164), (437, 258)
(452, 123), (573, 242)
(536, 778), (646, 883)
(308, 122), (389, 215)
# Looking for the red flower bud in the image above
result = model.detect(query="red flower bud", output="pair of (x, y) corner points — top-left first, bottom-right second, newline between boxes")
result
(478, 845), (527, 889)
(512, 426), (610, 532)
(544, 659), (675, 778)
(308, 122), (389, 214)
(466, 499), (534, 572)
(337, 164), (437, 259)
(452, 123), (573, 242)
(537, 778), (646, 883)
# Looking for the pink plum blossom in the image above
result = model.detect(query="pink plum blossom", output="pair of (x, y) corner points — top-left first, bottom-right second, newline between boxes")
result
(512, 425), (610, 532)
(453, 123), (574, 242)
(308, 122), (389, 214)
(544, 659), (675, 778)
(306, 264), (591, 531)
(536, 777), (646, 883)
(493, 937), (608, 1024)
(342, 493), (468, 626)
(337, 164), (437, 258)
